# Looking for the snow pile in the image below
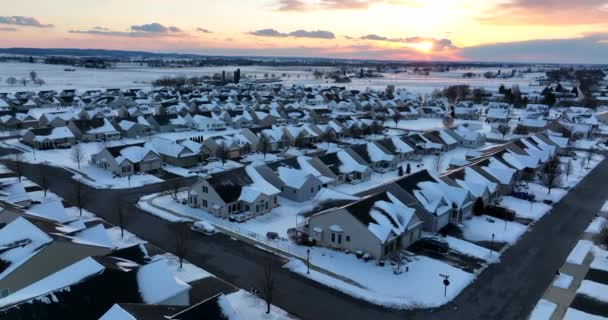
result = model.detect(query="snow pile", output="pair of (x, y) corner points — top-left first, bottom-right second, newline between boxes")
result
(552, 273), (573, 289)
(528, 299), (557, 320)
(566, 240), (593, 265)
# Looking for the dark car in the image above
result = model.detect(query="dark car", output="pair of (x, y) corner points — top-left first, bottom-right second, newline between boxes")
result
(418, 237), (450, 253)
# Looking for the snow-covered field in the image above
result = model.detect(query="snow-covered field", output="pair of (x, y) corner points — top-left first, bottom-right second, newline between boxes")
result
(0, 62), (543, 95)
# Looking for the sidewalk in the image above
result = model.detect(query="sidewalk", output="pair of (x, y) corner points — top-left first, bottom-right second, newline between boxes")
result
(535, 210), (608, 320)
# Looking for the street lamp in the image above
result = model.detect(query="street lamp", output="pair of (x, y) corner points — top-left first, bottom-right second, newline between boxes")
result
(439, 274), (450, 297)
(306, 249), (310, 275)
(490, 233), (495, 256)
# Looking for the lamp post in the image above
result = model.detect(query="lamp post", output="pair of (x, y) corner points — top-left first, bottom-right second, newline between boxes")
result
(306, 249), (310, 275)
(439, 274), (450, 297)
(490, 233), (495, 256)
(128, 174), (131, 188)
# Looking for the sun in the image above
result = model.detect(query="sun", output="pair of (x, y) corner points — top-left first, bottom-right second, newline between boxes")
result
(409, 41), (434, 53)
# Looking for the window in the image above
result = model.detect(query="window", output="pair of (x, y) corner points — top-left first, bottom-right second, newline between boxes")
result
(280, 186), (284, 192)
(346, 236), (350, 242)
(384, 245), (390, 255)
(293, 189), (296, 194)
(331, 233), (336, 243)
(274, 196), (277, 204)
(202, 200), (207, 208)
(318, 185), (321, 191)
(338, 234), (342, 244)
(311, 187), (314, 193)
(202, 186), (208, 193)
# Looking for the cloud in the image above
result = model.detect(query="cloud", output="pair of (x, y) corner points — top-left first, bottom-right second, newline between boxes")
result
(275, 0), (309, 11)
(288, 29), (335, 39)
(360, 34), (387, 41)
(248, 28), (288, 37)
(0, 16), (53, 28)
(196, 28), (212, 33)
(130, 23), (181, 33)
(356, 34), (458, 51)
(480, 0), (608, 25)
(0, 27), (17, 32)
(248, 28), (335, 39)
(69, 24), (186, 38)
(274, 0), (413, 11)
(460, 33), (608, 64)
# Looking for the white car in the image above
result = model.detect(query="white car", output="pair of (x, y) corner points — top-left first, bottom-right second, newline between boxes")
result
(191, 220), (216, 235)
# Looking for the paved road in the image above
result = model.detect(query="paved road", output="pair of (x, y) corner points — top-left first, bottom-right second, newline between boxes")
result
(4, 156), (608, 320)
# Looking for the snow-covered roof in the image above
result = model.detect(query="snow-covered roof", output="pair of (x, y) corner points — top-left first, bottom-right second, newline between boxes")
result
(0, 218), (53, 281)
(136, 258), (190, 304)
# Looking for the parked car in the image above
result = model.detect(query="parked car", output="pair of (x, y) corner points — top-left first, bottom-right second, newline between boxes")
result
(191, 220), (216, 235)
(418, 237), (450, 253)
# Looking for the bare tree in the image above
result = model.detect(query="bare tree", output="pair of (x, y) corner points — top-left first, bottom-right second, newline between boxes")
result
(166, 180), (181, 202)
(29, 71), (38, 82)
(321, 129), (336, 147)
(442, 115), (455, 128)
(259, 263), (276, 314)
(539, 160), (562, 195)
(565, 158), (573, 181)
(13, 153), (25, 182)
(597, 220), (608, 247)
(497, 124), (511, 139)
(586, 148), (595, 169)
(391, 112), (402, 127)
(33, 78), (45, 86)
(73, 182), (88, 216)
(170, 221), (191, 268)
(117, 198), (132, 238)
(70, 144), (86, 169)
(215, 141), (228, 166)
(37, 166), (49, 197)
(19, 78), (27, 86)
(5, 77), (17, 86)
(434, 152), (442, 172)
(258, 133), (270, 159)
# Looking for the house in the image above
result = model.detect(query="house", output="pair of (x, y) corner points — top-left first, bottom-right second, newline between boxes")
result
(149, 137), (199, 168)
(450, 126), (486, 148)
(188, 166), (280, 221)
(313, 151), (371, 185)
(454, 103), (480, 120)
(67, 118), (121, 142)
(348, 143), (397, 173)
(114, 116), (154, 138)
(375, 137), (415, 162)
(0, 216), (113, 298)
(22, 127), (76, 150)
(486, 107), (510, 123)
(0, 255), (190, 319)
(91, 143), (162, 176)
(190, 114), (226, 131)
(146, 115), (188, 132)
(256, 157), (332, 202)
(100, 293), (238, 320)
(300, 190), (423, 260)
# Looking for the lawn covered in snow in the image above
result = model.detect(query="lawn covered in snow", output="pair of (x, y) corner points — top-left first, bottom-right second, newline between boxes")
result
(529, 299), (557, 320)
(1, 138), (163, 189)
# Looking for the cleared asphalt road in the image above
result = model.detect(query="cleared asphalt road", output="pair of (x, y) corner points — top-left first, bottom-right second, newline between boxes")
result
(5, 155), (608, 320)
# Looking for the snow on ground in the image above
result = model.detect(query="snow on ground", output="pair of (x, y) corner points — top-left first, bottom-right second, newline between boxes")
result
(566, 240), (593, 265)
(225, 290), (293, 320)
(500, 196), (552, 221)
(564, 308), (608, 320)
(587, 217), (608, 234)
(602, 200), (608, 213)
(138, 194), (192, 223)
(106, 227), (145, 249)
(445, 236), (499, 263)
(576, 280), (608, 303)
(155, 253), (212, 283)
(0, 138), (163, 189)
(529, 299), (557, 320)
(285, 252), (476, 309)
(461, 215), (527, 244)
(0, 62), (542, 95)
(553, 273), (574, 289)
(143, 192), (478, 309)
(591, 246), (608, 272)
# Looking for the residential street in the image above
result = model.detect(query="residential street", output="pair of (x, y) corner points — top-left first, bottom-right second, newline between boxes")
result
(4, 154), (608, 320)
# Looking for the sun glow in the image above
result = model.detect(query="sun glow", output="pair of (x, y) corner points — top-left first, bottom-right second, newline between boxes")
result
(408, 41), (434, 53)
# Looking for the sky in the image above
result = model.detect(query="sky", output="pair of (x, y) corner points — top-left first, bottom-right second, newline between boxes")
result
(1, 0), (608, 63)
